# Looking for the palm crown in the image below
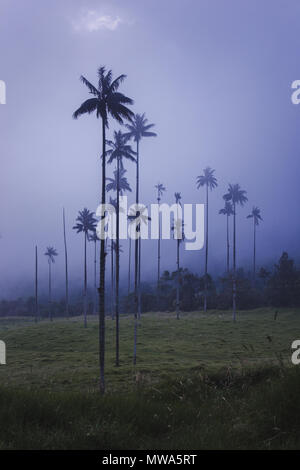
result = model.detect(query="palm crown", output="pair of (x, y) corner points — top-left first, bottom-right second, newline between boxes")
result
(106, 131), (136, 165)
(223, 183), (248, 207)
(73, 208), (97, 234)
(123, 113), (157, 142)
(196, 167), (218, 190)
(73, 67), (134, 127)
(44, 247), (58, 263)
(106, 167), (132, 194)
(174, 192), (182, 205)
(155, 182), (166, 202)
(219, 201), (234, 216)
(247, 206), (263, 225)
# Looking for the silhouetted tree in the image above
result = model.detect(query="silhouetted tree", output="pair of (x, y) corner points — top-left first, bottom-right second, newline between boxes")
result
(73, 66), (133, 392)
(88, 231), (99, 315)
(106, 130), (135, 366)
(73, 208), (97, 328)
(224, 184), (248, 321)
(196, 167), (218, 311)
(247, 206), (263, 281)
(172, 192), (184, 320)
(62, 208), (69, 317)
(155, 182), (166, 292)
(44, 247), (58, 321)
(219, 201), (234, 274)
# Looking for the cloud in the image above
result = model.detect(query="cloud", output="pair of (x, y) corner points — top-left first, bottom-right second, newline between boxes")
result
(72, 10), (124, 32)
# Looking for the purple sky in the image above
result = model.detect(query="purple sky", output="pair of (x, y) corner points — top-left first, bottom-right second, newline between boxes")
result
(1, 0), (300, 299)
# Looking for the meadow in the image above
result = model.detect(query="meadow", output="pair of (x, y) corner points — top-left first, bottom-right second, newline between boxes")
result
(0, 308), (299, 449)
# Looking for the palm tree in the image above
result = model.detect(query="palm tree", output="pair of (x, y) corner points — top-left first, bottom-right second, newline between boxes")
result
(196, 167), (218, 312)
(124, 113), (157, 323)
(73, 66), (134, 392)
(62, 208), (69, 317)
(35, 245), (38, 323)
(73, 208), (97, 328)
(172, 192), (184, 320)
(155, 183), (166, 292)
(219, 201), (234, 274)
(88, 231), (99, 315)
(106, 130), (135, 366)
(224, 184), (248, 321)
(44, 247), (58, 321)
(109, 240), (123, 319)
(247, 206), (263, 281)
(128, 205), (151, 364)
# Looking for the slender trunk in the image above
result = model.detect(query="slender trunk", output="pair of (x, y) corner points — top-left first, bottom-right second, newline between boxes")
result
(204, 184), (208, 312)
(128, 237), (131, 295)
(176, 239), (180, 319)
(48, 260), (52, 321)
(99, 119), (106, 393)
(138, 237), (141, 319)
(133, 139), (139, 365)
(83, 232), (87, 328)
(157, 196), (161, 309)
(35, 246), (38, 323)
(232, 203), (237, 322)
(93, 240), (97, 315)
(115, 157), (120, 367)
(226, 214), (230, 274)
(63, 208), (69, 318)
(253, 220), (256, 282)
(111, 245), (114, 319)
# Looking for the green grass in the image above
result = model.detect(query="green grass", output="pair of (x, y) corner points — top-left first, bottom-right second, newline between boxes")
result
(0, 308), (299, 449)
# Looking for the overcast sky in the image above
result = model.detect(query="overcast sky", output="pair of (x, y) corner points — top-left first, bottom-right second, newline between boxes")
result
(1, 0), (300, 299)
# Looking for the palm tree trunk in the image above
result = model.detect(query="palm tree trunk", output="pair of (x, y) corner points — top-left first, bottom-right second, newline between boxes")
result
(48, 260), (52, 321)
(93, 240), (97, 315)
(133, 139), (139, 365)
(253, 220), (256, 282)
(232, 203), (237, 322)
(99, 119), (106, 393)
(226, 214), (230, 274)
(115, 157), (120, 367)
(176, 239), (180, 319)
(35, 245), (38, 323)
(204, 184), (208, 312)
(138, 237), (141, 319)
(157, 197), (161, 309)
(84, 232), (87, 328)
(111, 246), (114, 319)
(128, 237), (131, 295)
(63, 208), (69, 318)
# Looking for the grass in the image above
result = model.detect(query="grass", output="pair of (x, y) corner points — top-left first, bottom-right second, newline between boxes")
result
(0, 308), (299, 449)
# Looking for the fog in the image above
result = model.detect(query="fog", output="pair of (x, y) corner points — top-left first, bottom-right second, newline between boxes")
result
(1, 0), (300, 299)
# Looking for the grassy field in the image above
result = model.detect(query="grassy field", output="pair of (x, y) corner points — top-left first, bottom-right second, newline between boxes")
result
(0, 308), (300, 449)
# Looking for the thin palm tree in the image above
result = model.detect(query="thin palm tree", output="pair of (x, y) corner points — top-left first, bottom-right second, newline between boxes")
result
(224, 184), (248, 321)
(106, 130), (135, 367)
(128, 205), (151, 364)
(155, 183), (166, 292)
(88, 231), (99, 315)
(247, 206), (263, 281)
(219, 201), (234, 274)
(73, 208), (97, 328)
(172, 192), (184, 320)
(109, 240), (123, 319)
(73, 66), (134, 392)
(62, 208), (69, 318)
(124, 113), (157, 322)
(35, 245), (38, 323)
(196, 167), (218, 312)
(44, 247), (58, 321)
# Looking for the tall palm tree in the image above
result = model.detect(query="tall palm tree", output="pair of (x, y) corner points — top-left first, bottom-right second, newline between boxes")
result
(128, 205), (151, 364)
(73, 66), (134, 392)
(88, 231), (99, 315)
(35, 245), (38, 323)
(224, 184), (248, 321)
(124, 113), (157, 323)
(172, 192), (184, 320)
(109, 240), (123, 319)
(196, 167), (218, 312)
(219, 201), (234, 274)
(155, 183), (166, 292)
(247, 206), (263, 281)
(106, 130), (135, 367)
(73, 208), (97, 328)
(62, 208), (69, 318)
(44, 247), (58, 321)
